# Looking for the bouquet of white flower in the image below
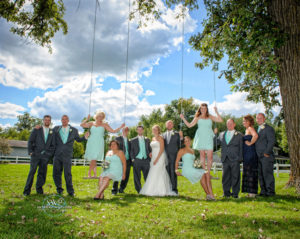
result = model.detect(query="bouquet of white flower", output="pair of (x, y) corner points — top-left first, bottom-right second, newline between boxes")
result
(99, 160), (110, 169)
(193, 158), (202, 169)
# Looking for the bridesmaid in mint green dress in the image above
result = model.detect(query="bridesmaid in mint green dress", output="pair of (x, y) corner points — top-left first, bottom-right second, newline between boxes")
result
(175, 136), (215, 200)
(180, 103), (223, 173)
(94, 140), (126, 200)
(81, 111), (125, 178)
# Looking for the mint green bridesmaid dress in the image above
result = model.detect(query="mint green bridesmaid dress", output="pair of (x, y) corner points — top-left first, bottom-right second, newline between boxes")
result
(182, 153), (205, 184)
(192, 119), (214, 150)
(84, 126), (105, 161)
(100, 154), (123, 181)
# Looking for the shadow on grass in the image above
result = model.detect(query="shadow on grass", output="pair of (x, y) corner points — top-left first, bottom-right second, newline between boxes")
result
(184, 213), (300, 238)
(219, 194), (300, 204)
(0, 194), (80, 239)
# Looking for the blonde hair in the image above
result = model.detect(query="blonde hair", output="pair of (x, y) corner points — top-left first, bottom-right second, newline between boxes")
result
(152, 125), (161, 134)
(94, 111), (105, 120)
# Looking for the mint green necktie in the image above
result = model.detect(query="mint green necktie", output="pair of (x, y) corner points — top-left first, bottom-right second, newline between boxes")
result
(59, 127), (69, 144)
(44, 128), (49, 142)
(137, 137), (147, 159)
(124, 138), (129, 160)
(257, 126), (261, 133)
(225, 131), (232, 144)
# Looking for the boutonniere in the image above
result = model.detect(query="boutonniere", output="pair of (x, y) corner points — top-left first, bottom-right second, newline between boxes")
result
(69, 128), (72, 132)
(260, 124), (265, 130)
(49, 130), (53, 134)
(234, 132), (238, 135)
(171, 132), (175, 136)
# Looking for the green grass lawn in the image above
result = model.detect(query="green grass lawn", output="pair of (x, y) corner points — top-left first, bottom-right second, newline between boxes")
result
(0, 164), (299, 239)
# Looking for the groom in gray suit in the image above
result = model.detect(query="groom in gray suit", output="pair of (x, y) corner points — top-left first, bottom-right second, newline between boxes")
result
(163, 120), (183, 195)
(23, 115), (55, 196)
(53, 115), (87, 196)
(216, 119), (243, 198)
(130, 126), (152, 193)
(255, 113), (276, 196)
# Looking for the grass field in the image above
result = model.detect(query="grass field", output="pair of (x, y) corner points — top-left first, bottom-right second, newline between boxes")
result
(0, 164), (299, 239)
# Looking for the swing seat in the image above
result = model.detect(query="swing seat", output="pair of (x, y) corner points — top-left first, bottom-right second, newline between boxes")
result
(83, 176), (100, 179)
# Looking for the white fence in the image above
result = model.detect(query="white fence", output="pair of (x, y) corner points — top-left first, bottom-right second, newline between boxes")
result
(0, 156), (290, 177)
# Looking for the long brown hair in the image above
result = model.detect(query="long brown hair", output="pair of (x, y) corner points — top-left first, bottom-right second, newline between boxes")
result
(195, 103), (209, 118)
(243, 114), (255, 126)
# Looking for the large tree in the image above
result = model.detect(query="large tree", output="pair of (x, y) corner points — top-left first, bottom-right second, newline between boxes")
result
(134, 0), (300, 192)
(15, 112), (42, 132)
(0, 0), (67, 52)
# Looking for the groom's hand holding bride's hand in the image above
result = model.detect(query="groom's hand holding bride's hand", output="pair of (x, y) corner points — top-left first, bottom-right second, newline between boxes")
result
(175, 170), (182, 176)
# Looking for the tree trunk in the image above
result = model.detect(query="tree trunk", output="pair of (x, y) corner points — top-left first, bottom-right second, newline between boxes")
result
(269, 0), (300, 193)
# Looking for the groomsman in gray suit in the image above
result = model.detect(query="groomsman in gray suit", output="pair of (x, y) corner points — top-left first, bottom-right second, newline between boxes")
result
(112, 127), (131, 194)
(255, 113), (276, 196)
(53, 115), (87, 196)
(163, 120), (183, 194)
(130, 126), (152, 193)
(216, 119), (243, 198)
(23, 115), (55, 196)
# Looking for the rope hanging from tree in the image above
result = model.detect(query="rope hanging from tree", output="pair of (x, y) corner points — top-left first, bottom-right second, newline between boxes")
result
(88, 0), (100, 116)
(179, 4), (185, 133)
(123, 0), (131, 125)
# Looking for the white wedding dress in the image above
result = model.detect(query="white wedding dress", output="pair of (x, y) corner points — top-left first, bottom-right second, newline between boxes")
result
(140, 141), (177, 196)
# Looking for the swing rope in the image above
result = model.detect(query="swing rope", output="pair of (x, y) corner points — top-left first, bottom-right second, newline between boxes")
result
(179, 4), (185, 133)
(88, 0), (100, 116)
(123, 0), (131, 125)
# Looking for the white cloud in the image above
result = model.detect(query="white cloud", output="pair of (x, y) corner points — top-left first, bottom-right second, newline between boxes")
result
(28, 77), (164, 128)
(194, 91), (281, 117)
(0, 0), (197, 90)
(0, 123), (12, 129)
(144, 90), (155, 96)
(0, 102), (25, 119)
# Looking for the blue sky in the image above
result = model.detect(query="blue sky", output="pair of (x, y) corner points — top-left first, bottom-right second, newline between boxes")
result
(0, 0), (278, 130)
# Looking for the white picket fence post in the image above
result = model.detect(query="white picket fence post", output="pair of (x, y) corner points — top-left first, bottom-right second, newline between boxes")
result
(276, 163), (279, 178)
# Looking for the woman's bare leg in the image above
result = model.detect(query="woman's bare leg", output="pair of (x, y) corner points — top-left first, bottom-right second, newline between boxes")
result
(97, 177), (110, 199)
(206, 150), (213, 173)
(92, 161), (97, 177)
(88, 160), (97, 177)
(200, 174), (209, 195)
(200, 150), (206, 169)
(205, 173), (214, 198)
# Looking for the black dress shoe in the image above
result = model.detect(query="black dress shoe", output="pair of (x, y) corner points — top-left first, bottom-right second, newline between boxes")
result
(232, 195), (239, 199)
(23, 193), (30, 196)
(119, 189), (124, 194)
(258, 193), (266, 197)
(111, 191), (117, 195)
(68, 193), (75, 197)
(223, 195), (231, 198)
(36, 191), (44, 195)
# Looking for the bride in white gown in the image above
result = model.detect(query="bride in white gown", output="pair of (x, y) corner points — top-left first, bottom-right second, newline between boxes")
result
(140, 125), (177, 196)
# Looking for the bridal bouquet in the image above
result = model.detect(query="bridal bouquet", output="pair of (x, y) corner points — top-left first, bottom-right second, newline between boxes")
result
(99, 160), (110, 169)
(193, 159), (203, 169)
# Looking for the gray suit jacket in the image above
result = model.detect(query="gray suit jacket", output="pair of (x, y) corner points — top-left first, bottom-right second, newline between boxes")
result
(130, 136), (151, 160)
(163, 131), (183, 157)
(53, 125), (86, 159)
(255, 124), (275, 157)
(115, 136), (131, 162)
(28, 127), (55, 159)
(217, 131), (243, 163)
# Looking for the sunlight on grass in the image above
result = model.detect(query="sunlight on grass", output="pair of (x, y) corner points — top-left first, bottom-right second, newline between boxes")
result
(0, 164), (299, 239)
